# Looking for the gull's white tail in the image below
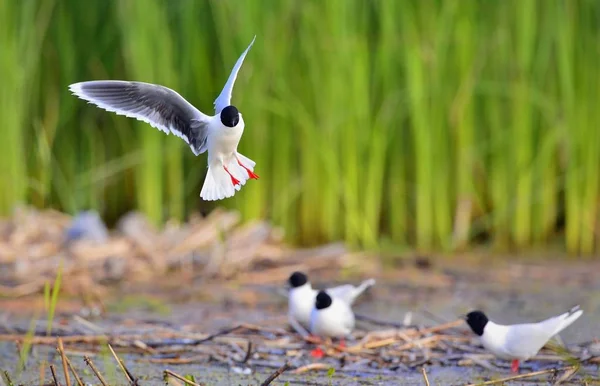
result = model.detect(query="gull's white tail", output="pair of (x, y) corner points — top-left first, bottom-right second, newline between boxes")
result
(550, 305), (583, 336)
(537, 305), (584, 338)
(200, 165), (237, 201)
(350, 278), (377, 304)
(327, 278), (376, 305)
(200, 153), (257, 201)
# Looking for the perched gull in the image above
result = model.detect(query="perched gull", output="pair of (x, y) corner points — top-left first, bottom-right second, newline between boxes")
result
(307, 290), (356, 358)
(287, 271), (375, 333)
(69, 36), (258, 201)
(309, 290), (356, 338)
(465, 305), (583, 373)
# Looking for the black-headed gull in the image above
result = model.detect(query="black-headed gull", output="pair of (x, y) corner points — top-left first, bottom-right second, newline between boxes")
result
(309, 290), (356, 339)
(465, 305), (583, 373)
(287, 271), (375, 333)
(69, 36), (258, 201)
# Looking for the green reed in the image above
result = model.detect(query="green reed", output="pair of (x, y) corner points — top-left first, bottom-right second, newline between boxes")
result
(1, 0), (600, 256)
(0, 0), (54, 213)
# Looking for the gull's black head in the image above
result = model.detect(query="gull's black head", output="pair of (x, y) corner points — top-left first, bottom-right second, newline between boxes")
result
(288, 271), (308, 288)
(315, 291), (332, 310)
(220, 105), (240, 127)
(465, 310), (488, 336)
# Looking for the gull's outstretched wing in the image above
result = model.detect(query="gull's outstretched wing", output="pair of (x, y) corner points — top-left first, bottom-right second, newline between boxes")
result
(213, 36), (256, 115)
(69, 80), (211, 155)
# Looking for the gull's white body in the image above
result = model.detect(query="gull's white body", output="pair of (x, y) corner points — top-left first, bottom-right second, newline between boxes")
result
(68, 36), (257, 201)
(309, 297), (355, 338)
(288, 278), (375, 328)
(201, 115), (254, 201)
(480, 307), (583, 361)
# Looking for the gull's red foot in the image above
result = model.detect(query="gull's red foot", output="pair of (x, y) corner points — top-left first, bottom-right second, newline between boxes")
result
(339, 339), (346, 348)
(310, 347), (325, 359)
(236, 157), (259, 179)
(223, 166), (241, 186)
(511, 359), (519, 373)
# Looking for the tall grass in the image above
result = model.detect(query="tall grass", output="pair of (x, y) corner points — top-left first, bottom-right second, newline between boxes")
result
(0, 0), (54, 214)
(1, 0), (600, 255)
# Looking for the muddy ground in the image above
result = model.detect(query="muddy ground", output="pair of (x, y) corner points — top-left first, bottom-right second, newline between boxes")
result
(1, 256), (600, 385)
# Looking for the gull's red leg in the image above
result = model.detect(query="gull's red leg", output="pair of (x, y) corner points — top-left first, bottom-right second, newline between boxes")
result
(236, 156), (259, 179)
(511, 359), (519, 373)
(310, 347), (325, 358)
(223, 166), (240, 186)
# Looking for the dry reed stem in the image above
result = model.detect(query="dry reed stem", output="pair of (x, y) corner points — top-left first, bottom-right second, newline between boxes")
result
(348, 336), (399, 351)
(84, 356), (109, 386)
(464, 366), (574, 386)
(194, 325), (243, 344)
(395, 335), (440, 351)
(292, 363), (330, 374)
(57, 338), (71, 386)
(239, 341), (253, 364)
(163, 370), (204, 386)
(39, 360), (47, 385)
(418, 319), (464, 334)
(421, 367), (430, 386)
(553, 365), (580, 385)
(108, 344), (137, 385)
(260, 361), (291, 386)
(63, 355), (85, 386)
(49, 364), (60, 386)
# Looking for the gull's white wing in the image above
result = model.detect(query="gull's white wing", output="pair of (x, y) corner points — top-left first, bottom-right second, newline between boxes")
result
(503, 323), (558, 358)
(505, 305), (583, 357)
(69, 80), (211, 155)
(341, 302), (356, 331)
(213, 36), (256, 115)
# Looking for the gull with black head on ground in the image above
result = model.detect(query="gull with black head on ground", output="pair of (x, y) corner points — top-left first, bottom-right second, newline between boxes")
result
(464, 305), (583, 373)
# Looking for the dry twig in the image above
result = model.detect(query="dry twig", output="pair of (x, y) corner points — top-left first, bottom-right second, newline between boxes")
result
(163, 370), (204, 386)
(552, 365), (580, 385)
(292, 363), (331, 374)
(49, 364), (61, 386)
(84, 356), (109, 386)
(108, 344), (138, 385)
(464, 366), (574, 386)
(260, 361), (291, 386)
(57, 338), (71, 386)
(421, 366), (430, 386)
(195, 325), (243, 345)
(63, 356), (85, 386)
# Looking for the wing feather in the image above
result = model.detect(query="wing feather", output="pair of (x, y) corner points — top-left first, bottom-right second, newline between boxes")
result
(69, 80), (211, 155)
(213, 36), (256, 114)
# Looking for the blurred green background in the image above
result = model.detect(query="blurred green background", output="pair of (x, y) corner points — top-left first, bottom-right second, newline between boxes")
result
(1, 0), (599, 255)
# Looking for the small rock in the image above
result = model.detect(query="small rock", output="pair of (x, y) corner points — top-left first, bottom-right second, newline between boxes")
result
(65, 211), (108, 243)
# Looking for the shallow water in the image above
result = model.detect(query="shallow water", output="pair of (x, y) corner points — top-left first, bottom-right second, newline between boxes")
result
(1, 260), (600, 385)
